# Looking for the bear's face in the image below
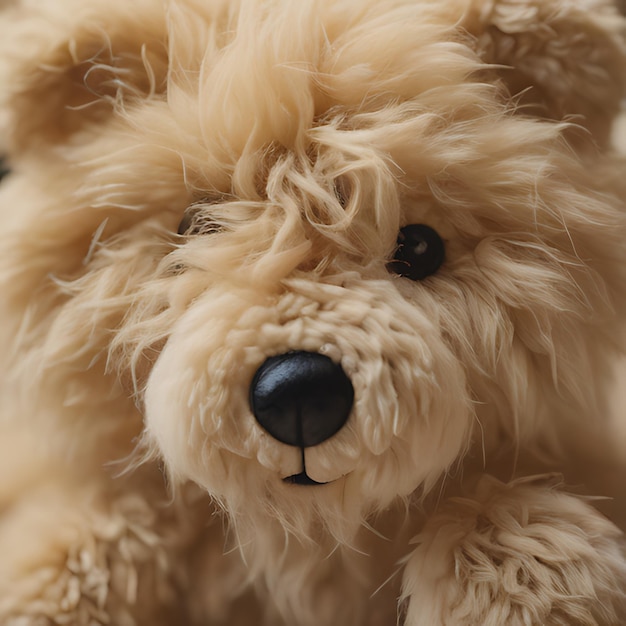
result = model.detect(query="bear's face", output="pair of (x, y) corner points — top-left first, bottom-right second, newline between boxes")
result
(0, 0), (624, 538)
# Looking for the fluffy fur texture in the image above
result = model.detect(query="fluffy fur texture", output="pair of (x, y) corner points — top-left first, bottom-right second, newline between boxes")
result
(0, 0), (625, 624)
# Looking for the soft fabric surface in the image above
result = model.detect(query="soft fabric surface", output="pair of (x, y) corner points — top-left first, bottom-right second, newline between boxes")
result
(0, 0), (625, 624)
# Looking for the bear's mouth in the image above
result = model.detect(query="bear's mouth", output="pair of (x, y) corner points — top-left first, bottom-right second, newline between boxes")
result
(282, 447), (330, 486)
(283, 471), (328, 486)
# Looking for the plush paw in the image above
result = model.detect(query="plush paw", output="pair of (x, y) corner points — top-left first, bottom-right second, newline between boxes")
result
(401, 475), (626, 626)
(0, 487), (184, 626)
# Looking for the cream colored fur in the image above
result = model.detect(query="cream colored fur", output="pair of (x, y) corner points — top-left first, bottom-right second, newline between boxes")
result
(0, 0), (625, 624)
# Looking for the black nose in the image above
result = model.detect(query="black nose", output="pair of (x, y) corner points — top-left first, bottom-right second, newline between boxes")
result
(250, 351), (354, 447)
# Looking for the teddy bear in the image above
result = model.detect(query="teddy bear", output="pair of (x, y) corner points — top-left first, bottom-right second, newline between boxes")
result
(0, 0), (625, 624)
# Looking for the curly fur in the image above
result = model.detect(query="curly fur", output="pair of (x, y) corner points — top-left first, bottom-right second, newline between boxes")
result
(0, 0), (625, 624)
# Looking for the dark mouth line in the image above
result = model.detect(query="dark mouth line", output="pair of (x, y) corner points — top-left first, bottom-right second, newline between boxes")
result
(283, 471), (328, 486)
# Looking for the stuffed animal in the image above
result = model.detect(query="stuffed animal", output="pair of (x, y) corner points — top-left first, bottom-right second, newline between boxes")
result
(1, 0), (625, 624)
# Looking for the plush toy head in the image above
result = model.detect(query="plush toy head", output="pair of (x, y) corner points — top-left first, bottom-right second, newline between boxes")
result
(1, 0), (625, 552)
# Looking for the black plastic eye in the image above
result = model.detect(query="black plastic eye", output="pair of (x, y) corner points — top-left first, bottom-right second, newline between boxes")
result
(0, 157), (10, 182)
(388, 224), (445, 281)
(177, 211), (195, 235)
(177, 208), (222, 236)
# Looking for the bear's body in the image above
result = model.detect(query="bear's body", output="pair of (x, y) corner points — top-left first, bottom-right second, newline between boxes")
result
(0, 0), (625, 624)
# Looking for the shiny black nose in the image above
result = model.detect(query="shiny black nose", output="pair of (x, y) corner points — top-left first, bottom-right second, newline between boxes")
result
(250, 351), (354, 447)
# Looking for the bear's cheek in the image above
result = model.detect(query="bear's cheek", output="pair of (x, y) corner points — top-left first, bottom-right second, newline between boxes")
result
(141, 295), (299, 488)
(304, 346), (472, 496)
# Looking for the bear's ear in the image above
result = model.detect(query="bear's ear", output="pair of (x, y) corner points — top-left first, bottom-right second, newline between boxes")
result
(463, 0), (626, 146)
(0, 0), (168, 150)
